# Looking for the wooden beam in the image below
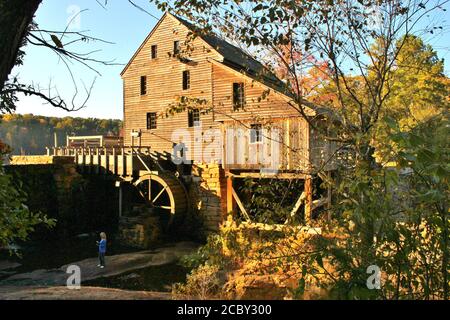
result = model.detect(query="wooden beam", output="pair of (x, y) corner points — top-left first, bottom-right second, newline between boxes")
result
(287, 191), (306, 223)
(226, 175), (234, 214)
(312, 197), (327, 211)
(286, 119), (291, 170)
(232, 187), (251, 222)
(139, 170), (160, 177)
(231, 172), (308, 180)
(304, 176), (313, 224)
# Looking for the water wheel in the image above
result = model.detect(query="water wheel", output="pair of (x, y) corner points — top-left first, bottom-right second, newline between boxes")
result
(133, 173), (188, 225)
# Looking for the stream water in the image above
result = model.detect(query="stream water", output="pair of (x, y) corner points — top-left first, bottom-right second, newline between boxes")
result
(0, 234), (191, 292)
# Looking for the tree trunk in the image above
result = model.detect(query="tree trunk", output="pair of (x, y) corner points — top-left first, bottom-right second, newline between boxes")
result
(0, 0), (42, 92)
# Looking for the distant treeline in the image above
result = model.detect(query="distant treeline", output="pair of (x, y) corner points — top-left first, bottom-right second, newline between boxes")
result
(0, 114), (122, 155)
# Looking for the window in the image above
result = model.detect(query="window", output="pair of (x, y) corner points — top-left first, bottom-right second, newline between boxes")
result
(147, 112), (157, 130)
(140, 76), (147, 95)
(151, 45), (158, 59)
(250, 124), (263, 144)
(182, 70), (190, 90)
(188, 109), (200, 127)
(233, 82), (245, 110)
(174, 41), (180, 55)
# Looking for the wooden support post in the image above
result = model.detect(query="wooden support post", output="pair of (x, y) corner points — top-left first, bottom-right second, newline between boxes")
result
(232, 187), (251, 221)
(112, 147), (117, 175)
(304, 175), (313, 224)
(81, 148), (85, 173)
(104, 147), (108, 175)
(226, 175), (234, 214)
(287, 191), (306, 224)
(88, 148), (92, 174)
(121, 147), (125, 176)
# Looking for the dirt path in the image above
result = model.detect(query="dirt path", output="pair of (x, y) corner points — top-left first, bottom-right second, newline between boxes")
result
(0, 286), (171, 300)
(0, 242), (198, 299)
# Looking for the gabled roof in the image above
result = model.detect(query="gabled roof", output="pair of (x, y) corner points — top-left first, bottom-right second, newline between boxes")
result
(121, 12), (293, 97)
(173, 14), (293, 97)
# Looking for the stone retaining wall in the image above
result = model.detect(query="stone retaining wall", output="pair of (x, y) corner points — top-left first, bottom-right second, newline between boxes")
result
(5, 157), (119, 239)
(189, 162), (227, 233)
(6, 156), (228, 239)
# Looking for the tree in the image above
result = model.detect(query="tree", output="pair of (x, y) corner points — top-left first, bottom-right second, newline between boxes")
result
(145, 0), (449, 299)
(300, 113), (449, 299)
(0, 114), (122, 155)
(0, 0), (41, 95)
(382, 35), (449, 128)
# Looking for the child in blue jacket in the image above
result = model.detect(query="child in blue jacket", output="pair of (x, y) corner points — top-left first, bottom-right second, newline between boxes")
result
(96, 232), (107, 268)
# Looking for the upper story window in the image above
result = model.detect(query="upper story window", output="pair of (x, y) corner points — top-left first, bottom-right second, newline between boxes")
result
(250, 124), (263, 144)
(188, 108), (200, 127)
(233, 82), (245, 110)
(151, 45), (158, 59)
(147, 112), (157, 130)
(140, 76), (147, 95)
(174, 41), (180, 55)
(182, 70), (191, 90)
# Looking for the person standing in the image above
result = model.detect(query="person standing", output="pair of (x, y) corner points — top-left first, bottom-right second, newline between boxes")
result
(96, 232), (107, 268)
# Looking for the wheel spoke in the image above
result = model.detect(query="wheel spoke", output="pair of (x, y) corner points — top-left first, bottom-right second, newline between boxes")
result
(134, 174), (182, 218)
(152, 186), (168, 204)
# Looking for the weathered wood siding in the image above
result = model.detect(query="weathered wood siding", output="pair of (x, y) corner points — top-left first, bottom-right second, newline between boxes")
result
(222, 117), (310, 172)
(122, 13), (335, 172)
(122, 14), (222, 161)
(211, 63), (309, 122)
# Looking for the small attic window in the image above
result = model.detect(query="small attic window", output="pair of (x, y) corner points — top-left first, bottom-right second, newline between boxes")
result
(151, 45), (158, 59)
(174, 41), (180, 55)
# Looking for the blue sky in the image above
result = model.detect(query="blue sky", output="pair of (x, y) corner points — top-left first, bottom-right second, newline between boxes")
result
(14, 0), (161, 120)
(13, 0), (450, 120)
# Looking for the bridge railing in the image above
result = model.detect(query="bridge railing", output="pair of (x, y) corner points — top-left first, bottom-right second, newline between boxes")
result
(46, 146), (154, 177)
(46, 146), (152, 157)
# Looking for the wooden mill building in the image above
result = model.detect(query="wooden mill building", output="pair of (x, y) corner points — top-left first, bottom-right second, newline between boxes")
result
(77, 12), (335, 232)
(117, 12), (336, 231)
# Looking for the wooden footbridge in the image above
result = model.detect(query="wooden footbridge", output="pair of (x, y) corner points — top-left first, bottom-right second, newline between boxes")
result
(47, 145), (188, 219)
